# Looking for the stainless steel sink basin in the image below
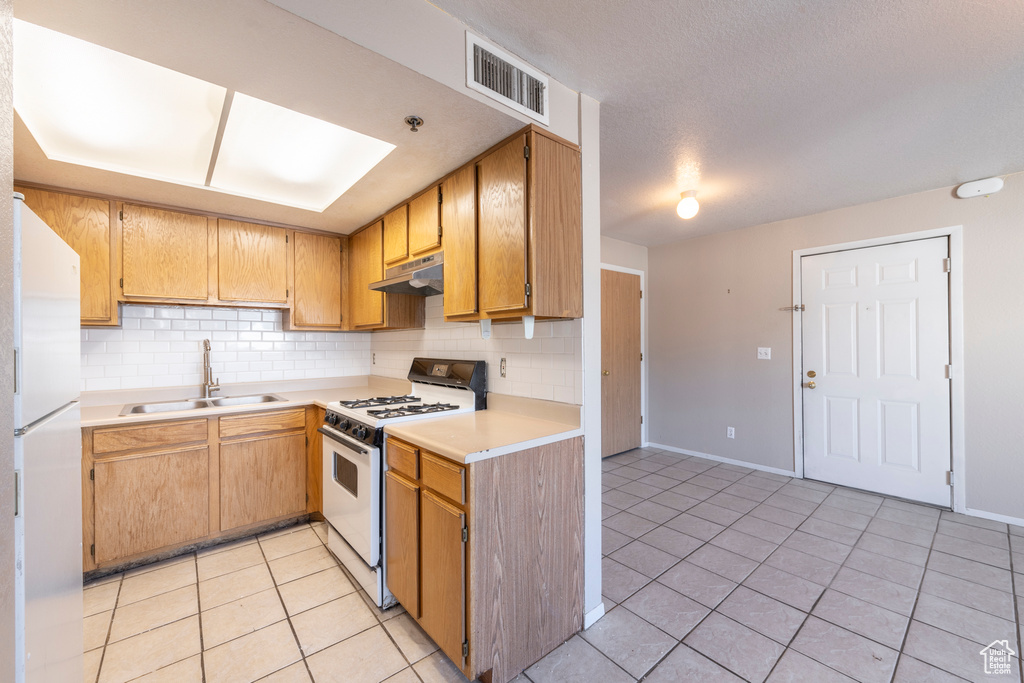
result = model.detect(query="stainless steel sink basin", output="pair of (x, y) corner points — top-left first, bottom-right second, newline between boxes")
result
(209, 394), (286, 407)
(119, 394), (285, 416)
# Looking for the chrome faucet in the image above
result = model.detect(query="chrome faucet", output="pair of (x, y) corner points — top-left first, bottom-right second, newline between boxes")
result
(201, 339), (221, 398)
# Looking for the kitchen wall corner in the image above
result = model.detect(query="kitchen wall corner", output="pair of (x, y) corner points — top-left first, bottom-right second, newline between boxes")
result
(371, 295), (583, 404)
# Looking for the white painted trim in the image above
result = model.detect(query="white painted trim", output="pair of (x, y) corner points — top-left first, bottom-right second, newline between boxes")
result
(583, 602), (606, 629)
(963, 507), (1024, 529)
(791, 226), (966, 511)
(600, 263), (647, 447)
(649, 442), (798, 478)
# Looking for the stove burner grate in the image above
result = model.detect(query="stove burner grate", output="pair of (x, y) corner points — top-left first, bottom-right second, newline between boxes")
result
(338, 395), (419, 409)
(366, 402), (459, 419)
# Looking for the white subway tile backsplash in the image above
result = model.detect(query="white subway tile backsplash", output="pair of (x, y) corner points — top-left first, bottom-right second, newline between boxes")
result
(82, 304), (372, 391)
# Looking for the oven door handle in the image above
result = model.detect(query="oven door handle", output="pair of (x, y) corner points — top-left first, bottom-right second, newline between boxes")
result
(318, 427), (368, 455)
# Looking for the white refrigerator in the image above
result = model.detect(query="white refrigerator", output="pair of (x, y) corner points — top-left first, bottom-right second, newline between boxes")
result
(13, 193), (83, 683)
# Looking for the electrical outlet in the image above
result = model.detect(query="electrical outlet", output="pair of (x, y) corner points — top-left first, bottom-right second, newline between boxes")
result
(727, 426), (735, 439)
(757, 347), (771, 360)
(500, 357), (507, 378)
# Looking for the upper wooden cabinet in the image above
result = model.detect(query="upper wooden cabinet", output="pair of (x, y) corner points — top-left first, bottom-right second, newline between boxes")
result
(290, 231), (342, 329)
(217, 219), (288, 303)
(122, 204), (209, 301)
(348, 221), (425, 331)
(383, 205), (409, 266)
(15, 186), (118, 326)
(441, 165), (478, 320)
(408, 185), (442, 257)
(477, 128), (582, 320)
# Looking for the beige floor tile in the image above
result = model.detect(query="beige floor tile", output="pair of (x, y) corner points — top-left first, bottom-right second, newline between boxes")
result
(277, 565), (355, 616)
(260, 527), (322, 561)
(196, 535), (258, 558)
(413, 651), (472, 683)
(811, 589), (908, 650)
(581, 606), (676, 678)
(685, 612), (785, 683)
(84, 581), (120, 617)
(203, 621), (301, 683)
(201, 587), (287, 649)
(84, 610), (112, 651)
(767, 648), (857, 682)
(526, 635), (633, 683)
(912, 593), (1017, 647)
(291, 593), (378, 655)
(257, 662), (312, 682)
(85, 572), (122, 587)
(268, 545), (339, 585)
(658, 560), (737, 608)
(118, 560), (196, 606)
(129, 654), (203, 682)
(791, 616), (898, 683)
(383, 613), (440, 663)
(123, 553), (194, 578)
(717, 585), (806, 645)
(306, 625), (407, 683)
(601, 556), (651, 603)
(98, 616), (200, 683)
(645, 644), (745, 683)
(84, 648), (102, 683)
(257, 523), (309, 542)
(199, 562), (275, 610)
(382, 669), (422, 683)
(197, 542), (266, 581)
(622, 581), (709, 640)
(311, 521), (328, 544)
(108, 585), (198, 643)
(891, 655), (964, 683)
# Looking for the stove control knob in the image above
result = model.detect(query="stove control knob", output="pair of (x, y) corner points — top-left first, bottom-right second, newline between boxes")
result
(354, 426), (368, 439)
(339, 420), (351, 432)
(326, 413), (338, 426)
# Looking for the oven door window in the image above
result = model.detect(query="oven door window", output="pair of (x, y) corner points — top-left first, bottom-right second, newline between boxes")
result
(334, 450), (358, 497)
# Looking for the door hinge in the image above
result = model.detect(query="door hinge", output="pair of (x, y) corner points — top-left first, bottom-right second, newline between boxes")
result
(640, 416), (643, 424)
(13, 348), (18, 394)
(640, 352), (643, 361)
(942, 258), (951, 273)
(90, 544), (95, 557)
(946, 471), (953, 485)
(524, 145), (530, 160)
(461, 527), (468, 543)
(944, 364), (952, 379)
(14, 470), (20, 517)
(525, 283), (531, 297)
(462, 641), (469, 657)
(90, 468), (94, 481)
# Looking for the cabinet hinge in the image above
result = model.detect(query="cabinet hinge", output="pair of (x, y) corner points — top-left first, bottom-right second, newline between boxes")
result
(640, 416), (643, 424)
(305, 435), (309, 447)
(118, 210), (123, 221)
(286, 289), (289, 298)
(90, 468), (94, 481)
(942, 258), (951, 273)
(640, 290), (643, 299)
(524, 145), (530, 160)
(119, 278), (123, 289)
(461, 526), (468, 543)
(462, 641), (469, 657)
(90, 544), (95, 557)
(525, 283), (531, 297)
(306, 493), (309, 503)
(438, 225), (443, 239)
(285, 234), (289, 243)
(438, 190), (443, 204)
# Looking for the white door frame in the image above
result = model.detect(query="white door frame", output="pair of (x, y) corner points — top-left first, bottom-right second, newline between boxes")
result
(600, 263), (648, 448)
(791, 226), (965, 512)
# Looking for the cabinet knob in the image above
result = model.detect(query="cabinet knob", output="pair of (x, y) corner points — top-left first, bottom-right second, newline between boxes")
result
(602, 370), (610, 376)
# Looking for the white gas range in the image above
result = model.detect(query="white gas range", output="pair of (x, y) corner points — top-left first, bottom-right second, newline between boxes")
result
(319, 358), (486, 608)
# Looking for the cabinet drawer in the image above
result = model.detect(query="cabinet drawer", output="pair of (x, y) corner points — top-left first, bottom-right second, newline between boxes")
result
(219, 408), (305, 439)
(387, 438), (419, 480)
(421, 451), (465, 505)
(92, 419), (207, 455)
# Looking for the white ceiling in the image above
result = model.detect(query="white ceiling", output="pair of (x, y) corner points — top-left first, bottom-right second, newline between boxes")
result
(430, 0), (1024, 245)
(13, 0), (522, 234)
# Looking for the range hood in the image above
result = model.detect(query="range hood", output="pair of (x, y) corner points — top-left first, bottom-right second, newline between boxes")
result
(369, 252), (444, 296)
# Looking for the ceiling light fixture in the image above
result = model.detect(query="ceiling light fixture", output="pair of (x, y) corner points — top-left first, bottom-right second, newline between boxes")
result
(676, 190), (699, 219)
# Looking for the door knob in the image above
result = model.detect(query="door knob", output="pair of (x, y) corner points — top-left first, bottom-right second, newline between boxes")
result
(602, 370), (610, 376)
(804, 381), (816, 389)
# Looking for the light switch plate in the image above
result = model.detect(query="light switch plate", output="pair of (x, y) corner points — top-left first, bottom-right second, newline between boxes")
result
(757, 347), (771, 360)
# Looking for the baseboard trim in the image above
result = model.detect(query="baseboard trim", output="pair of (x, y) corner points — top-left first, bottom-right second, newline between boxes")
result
(964, 507), (1024, 529)
(583, 602), (606, 629)
(647, 443), (798, 478)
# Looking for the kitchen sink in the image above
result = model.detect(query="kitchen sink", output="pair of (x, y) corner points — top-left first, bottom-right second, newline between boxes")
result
(119, 394), (286, 416)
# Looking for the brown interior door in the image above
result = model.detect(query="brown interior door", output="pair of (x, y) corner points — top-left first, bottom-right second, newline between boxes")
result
(601, 269), (642, 457)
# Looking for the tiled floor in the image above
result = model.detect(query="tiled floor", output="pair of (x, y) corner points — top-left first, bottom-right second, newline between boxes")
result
(83, 447), (1024, 683)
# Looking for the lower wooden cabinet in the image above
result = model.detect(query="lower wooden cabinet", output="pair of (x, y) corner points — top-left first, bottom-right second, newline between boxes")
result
(93, 446), (209, 564)
(384, 435), (584, 683)
(83, 407), (317, 572)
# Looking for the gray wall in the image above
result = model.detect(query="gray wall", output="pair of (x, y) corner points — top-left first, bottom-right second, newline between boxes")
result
(648, 171), (1024, 520)
(1, 0), (17, 676)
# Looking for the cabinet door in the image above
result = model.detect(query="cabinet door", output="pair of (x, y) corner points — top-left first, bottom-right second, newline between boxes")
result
(385, 471), (420, 618)
(220, 433), (306, 530)
(478, 135), (528, 314)
(383, 205), (409, 266)
(420, 489), (467, 667)
(217, 219), (288, 303)
(408, 186), (441, 257)
(122, 204), (209, 300)
(293, 232), (342, 327)
(93, 447), (209, 563)
(17, 186), (115, 323)
(441, 165), (478, 318)
(349, 222), (385, 328)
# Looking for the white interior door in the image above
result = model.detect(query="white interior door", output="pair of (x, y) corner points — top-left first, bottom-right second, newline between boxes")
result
(801, 237), (951, 506)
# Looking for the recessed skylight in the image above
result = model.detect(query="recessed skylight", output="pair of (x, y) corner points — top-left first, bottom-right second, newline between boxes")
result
(13, 20), (395, 212)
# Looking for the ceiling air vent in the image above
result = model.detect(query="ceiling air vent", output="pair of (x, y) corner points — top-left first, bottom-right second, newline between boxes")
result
(466, 33), (549, 125)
